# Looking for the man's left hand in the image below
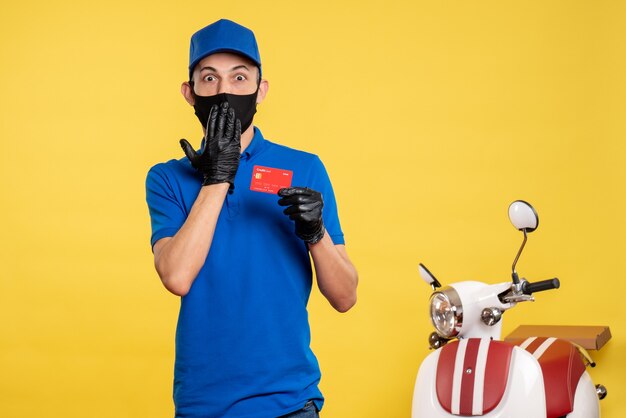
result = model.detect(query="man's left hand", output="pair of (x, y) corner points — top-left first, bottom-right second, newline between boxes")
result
(278, 187), (326, 244)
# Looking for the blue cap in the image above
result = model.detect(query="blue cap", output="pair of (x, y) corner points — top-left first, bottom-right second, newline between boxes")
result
(188, 19), (261, 80)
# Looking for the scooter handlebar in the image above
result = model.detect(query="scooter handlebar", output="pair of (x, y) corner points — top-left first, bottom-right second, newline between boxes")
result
(522, 278), (560, 295)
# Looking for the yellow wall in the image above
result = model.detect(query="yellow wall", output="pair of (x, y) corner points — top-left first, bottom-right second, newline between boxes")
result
(1, 1), (624, 416)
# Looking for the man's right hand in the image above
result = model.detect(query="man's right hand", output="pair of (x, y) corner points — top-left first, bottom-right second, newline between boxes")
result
(180, 102), (242, 188)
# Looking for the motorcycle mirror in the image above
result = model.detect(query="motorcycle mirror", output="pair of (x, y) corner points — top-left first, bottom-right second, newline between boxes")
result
(419, 263), (441, 290)
(509, 200), (539, 284)
(508, 200), (539, 232)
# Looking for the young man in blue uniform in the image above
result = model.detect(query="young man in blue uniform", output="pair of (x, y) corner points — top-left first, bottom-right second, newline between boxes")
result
(145, 19), (358, 417)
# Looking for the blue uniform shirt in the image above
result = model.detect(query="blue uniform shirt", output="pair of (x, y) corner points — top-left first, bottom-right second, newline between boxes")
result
(146, 128), (344, 417)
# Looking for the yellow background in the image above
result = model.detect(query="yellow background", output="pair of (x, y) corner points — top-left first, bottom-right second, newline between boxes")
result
(1, 1), (624, 417)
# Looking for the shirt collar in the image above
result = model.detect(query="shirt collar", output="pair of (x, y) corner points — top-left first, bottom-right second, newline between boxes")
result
(241, 127), (268, 160)
(199, 127), (268, 159)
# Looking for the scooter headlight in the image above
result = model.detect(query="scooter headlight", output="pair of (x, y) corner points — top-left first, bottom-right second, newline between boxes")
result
(429, 287), (463, 338)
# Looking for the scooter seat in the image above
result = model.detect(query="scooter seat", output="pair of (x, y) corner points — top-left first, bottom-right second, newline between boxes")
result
(515, 337), (586, 418)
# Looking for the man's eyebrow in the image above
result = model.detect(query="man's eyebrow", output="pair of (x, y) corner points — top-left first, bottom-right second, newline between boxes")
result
(199, 65), (251, 73)
(230, 64), (251, 72)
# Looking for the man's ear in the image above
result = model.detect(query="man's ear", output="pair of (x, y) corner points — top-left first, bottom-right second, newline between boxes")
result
(256, 79), (269, 105)
(181, 81), (195, 106)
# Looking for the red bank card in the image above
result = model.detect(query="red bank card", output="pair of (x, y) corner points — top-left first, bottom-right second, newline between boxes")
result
(249, 165), (293, 194)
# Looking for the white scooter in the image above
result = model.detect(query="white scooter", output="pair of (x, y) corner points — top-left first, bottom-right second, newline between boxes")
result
(412, 200), (608, 418)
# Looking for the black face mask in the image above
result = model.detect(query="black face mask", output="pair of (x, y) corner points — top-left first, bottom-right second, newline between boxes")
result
(193, 90), (258, 133)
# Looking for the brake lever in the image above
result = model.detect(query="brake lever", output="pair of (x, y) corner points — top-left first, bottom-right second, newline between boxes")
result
(501, 279), (535, 303)
(502, 294), (535, 303)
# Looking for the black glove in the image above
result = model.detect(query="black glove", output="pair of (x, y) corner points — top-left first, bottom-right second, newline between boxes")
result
(180, 102), (241, 188)
(278, 187), (326, 244)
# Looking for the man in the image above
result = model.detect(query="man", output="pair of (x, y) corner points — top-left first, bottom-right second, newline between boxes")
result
(146, 19), (358, 417)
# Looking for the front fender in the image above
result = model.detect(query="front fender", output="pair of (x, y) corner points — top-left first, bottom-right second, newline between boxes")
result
(412, 341), (546, 418)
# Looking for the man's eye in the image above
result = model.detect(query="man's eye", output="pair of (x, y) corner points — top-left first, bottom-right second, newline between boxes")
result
(235, 75), (246, 81)
(203, 75), (216, 82)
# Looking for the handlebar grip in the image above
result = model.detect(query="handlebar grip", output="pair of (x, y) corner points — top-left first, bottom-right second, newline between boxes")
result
(523, 278), (560, 295)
